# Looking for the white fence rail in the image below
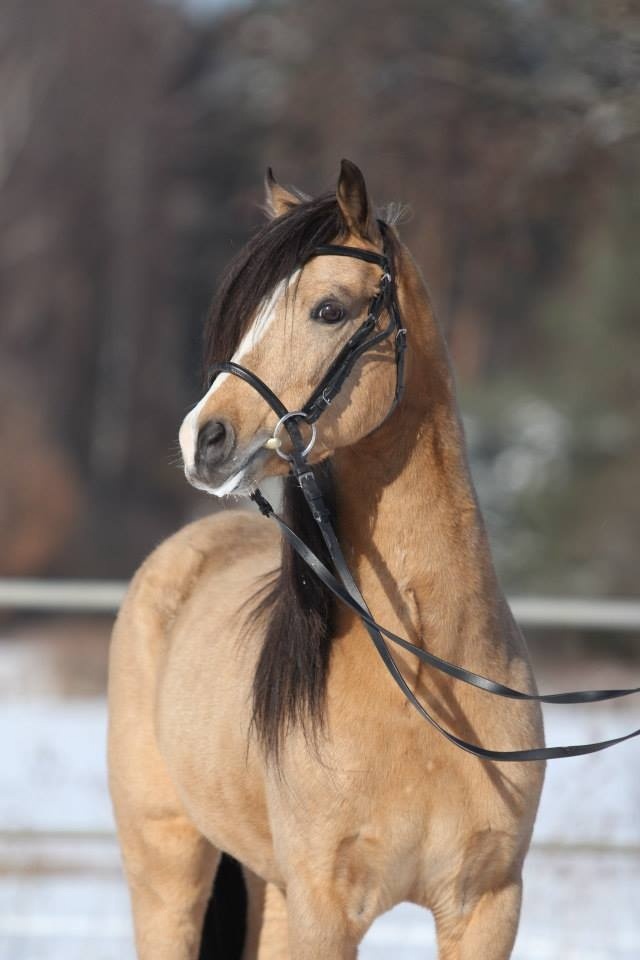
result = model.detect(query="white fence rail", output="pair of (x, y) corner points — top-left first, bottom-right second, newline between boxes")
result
(0, 579), (126, 613)
(0, 578), (639, 632)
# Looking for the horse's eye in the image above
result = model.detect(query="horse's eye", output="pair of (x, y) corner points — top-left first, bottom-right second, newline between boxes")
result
(312, 300), (345, 325)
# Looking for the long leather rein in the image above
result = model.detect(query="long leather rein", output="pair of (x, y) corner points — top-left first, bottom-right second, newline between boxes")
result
(206, 224), (640, 763)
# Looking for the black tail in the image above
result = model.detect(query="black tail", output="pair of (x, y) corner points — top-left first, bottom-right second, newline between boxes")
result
(198, 854), (247, 960)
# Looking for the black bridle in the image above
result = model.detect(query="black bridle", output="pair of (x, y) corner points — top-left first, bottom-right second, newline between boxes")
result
(207, 223), (640, 763)
(208, 226), (406, 435)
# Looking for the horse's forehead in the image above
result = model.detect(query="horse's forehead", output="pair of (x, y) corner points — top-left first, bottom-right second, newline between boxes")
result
(292, 252), (376, 295)
(242, 250), (379, 349)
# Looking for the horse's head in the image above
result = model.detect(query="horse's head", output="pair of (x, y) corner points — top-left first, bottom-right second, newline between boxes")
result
(179, 160), (401, 496)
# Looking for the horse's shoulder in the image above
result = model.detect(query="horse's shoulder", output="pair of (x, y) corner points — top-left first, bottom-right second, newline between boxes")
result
(119, 509), (278, 628)
(156, 507), (275, 560)
(165, 508), (276, 556)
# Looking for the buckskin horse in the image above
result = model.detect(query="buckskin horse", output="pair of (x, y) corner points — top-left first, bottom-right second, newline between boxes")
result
(108, 161), (638, 958)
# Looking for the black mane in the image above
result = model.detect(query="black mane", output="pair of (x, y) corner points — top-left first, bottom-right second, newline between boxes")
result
(204, 196), (348, 760)
(251, 462), (337, 761)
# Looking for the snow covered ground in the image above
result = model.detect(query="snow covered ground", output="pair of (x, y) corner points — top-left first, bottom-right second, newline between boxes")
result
(1, 621), (639, 958)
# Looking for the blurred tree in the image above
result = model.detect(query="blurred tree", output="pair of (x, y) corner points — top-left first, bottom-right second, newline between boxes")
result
(0, 0), (258, 574)
(0, 0), (638, 592)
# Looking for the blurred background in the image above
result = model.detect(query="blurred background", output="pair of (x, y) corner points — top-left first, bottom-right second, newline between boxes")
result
(0, 0), (638, 957)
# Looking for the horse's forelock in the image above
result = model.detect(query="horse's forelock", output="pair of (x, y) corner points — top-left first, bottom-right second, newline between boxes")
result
(202, 195), (345, 385)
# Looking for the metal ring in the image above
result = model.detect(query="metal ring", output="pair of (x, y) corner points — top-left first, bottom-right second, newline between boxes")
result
(272, 411), (317, 461)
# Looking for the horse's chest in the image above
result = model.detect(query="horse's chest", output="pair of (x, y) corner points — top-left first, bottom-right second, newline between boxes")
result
(156, 652), (281, 879)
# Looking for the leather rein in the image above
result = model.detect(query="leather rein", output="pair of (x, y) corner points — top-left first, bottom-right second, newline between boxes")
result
(207, 223), (640, 763)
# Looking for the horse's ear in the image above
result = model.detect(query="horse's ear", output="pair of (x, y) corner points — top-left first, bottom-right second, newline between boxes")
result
(264, 168), (304, 218)
(336, 159), (377, 240)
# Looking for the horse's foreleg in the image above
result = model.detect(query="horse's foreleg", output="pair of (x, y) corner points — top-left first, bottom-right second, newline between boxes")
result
(108, 603), (219, 960)
(119, 799), (219, 960)
(241, 875), (289, 960)
(434, 879), (523, 960)
(109, 732), (219, 960)
(284, 882), (361, 960)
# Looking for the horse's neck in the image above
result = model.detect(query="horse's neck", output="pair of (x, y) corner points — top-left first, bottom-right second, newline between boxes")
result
(333, 253), (506, 661)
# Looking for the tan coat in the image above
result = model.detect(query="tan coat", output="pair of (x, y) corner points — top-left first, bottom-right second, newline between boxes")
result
(108, 163), (544, 959)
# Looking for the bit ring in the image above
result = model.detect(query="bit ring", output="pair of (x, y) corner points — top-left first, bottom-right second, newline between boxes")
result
(272, 411), (317, 461)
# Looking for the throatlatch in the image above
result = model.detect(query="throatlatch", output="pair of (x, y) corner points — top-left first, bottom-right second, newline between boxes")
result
(206, 222), (640, 763)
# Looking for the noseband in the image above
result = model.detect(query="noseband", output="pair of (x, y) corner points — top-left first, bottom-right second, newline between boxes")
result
(207, 222), (640, 762)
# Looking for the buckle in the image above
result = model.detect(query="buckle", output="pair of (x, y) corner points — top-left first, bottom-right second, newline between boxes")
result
(250, 489), (273, 517)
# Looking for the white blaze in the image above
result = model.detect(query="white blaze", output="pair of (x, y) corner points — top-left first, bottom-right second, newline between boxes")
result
(178, 274), (297, 491)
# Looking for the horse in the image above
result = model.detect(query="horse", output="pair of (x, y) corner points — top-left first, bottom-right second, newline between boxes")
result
(108, 159), (545, 959)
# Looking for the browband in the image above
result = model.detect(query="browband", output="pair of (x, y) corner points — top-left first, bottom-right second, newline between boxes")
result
(312, 244), (389, 268)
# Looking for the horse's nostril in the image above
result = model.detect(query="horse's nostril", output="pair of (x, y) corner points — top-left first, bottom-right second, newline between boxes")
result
(202, 420), (226, 448)
(196, 419), (229, 470)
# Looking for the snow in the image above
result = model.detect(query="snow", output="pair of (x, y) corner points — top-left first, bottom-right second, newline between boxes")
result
(1, 632), (639, 957)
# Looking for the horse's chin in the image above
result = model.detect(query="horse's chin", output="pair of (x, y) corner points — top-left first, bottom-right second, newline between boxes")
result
(184, 465), (253, 499)
(187, 472), (251, 498)
(184, 439), (282, 498)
